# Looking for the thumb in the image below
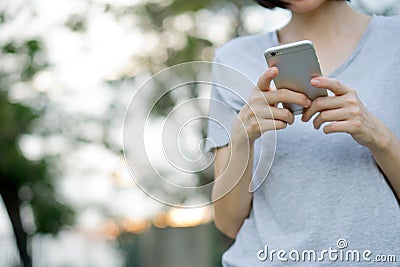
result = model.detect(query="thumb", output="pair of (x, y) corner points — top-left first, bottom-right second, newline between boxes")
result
(257, 67), (278, 91)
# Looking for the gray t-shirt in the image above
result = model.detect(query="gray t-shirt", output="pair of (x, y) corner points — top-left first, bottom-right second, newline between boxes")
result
(206, 14), (400, 266)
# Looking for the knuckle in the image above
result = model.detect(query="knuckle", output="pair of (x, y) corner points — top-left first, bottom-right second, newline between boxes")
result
(250, 93), (262, 104)
(264, 91), (272, 101)
(333, 79), (342, 88)
(345, 97), (358, 106)
(301, 95), (309, 104)
(243, 106), (255, 120)
(276, 90), (286, 100)
(313, 98), (323, 108)
(283, 108), (292, 119)
(348, 89), (357, 95)
(251, 95), (260, 104)
(352, 120), (362, 130)
(266, 92), (278, 104)
(350, 106), (362, 117)
(249, 119), (259, 130)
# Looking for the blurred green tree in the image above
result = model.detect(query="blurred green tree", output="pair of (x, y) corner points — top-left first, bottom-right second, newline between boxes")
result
(0, 38), (74, 267)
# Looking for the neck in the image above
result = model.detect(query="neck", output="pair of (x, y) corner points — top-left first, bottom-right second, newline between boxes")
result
(279, 2), (370, 44)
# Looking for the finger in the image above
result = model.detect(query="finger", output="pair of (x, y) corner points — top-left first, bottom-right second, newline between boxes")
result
(249, 103), (295, 125)
(302, 94), (346, 122)
(323, 121), (353, 134)
(257, 67), (278, 91)
(264, 89), (312, 107)
(265, 106), (295, 125)
(272, 120), (288, 131)
(310, 77), (352, 96)
(258, 119), (287, 132)
(313, 108), (350, 130)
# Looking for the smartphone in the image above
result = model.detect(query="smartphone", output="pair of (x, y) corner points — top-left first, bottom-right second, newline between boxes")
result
(264, 40), (327, 115)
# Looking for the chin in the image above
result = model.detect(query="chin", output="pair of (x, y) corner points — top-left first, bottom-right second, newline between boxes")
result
(285, 0), (329, 13)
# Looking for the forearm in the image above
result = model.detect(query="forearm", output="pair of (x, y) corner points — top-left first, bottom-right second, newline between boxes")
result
(210, 66), (303, 238)
(369, 130), (400, 199)
(212, 135), (254, 239)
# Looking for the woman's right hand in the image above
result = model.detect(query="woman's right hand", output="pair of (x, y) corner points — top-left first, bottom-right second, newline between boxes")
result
(232, 67), (312, 143)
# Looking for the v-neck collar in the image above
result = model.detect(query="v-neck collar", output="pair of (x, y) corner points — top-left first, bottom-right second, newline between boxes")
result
(268, 14), (378, 78)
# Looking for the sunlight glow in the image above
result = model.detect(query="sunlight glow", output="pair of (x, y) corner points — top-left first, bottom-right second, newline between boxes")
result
(166, 206), (213, 228)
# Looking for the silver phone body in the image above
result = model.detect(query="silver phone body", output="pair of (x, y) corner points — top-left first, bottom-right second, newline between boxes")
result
(264, 40), (328, 115)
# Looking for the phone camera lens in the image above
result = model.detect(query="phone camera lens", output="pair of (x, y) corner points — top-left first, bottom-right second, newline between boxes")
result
(271, 52), (277, 56)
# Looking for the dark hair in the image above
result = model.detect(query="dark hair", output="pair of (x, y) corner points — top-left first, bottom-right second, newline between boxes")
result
(255, 0), (350, 9)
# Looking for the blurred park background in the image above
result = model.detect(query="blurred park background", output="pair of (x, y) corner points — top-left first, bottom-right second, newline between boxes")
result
(0, 0), (399, 266)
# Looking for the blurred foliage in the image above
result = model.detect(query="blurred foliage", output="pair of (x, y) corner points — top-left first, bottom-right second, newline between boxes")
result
(65, 14), (87, 32)
(108, 0), (253, 71)
(107, 0), (252, 191)
(0, 18), (74, 266)
(0, 35), (74, 235)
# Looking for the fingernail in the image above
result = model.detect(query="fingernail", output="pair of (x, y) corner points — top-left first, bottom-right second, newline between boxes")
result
(306, 99), (312, 107)
(311, 79), (320, 86)
(268, 68), (276, 75)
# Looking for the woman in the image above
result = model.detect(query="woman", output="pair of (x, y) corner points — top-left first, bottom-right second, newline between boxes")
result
(206, 0), (400, 266)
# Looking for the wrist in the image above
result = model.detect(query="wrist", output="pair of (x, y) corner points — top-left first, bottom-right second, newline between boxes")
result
(230, 114), (253, 144)
(230, 128), (253, 150)
(369, 125), (393, 153)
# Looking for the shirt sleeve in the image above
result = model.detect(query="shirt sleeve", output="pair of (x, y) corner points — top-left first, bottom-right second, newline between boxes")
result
(203, 55), (248, 152)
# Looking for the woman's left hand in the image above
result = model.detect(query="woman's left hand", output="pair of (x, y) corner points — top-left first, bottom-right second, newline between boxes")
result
(301, 77), (391, 151)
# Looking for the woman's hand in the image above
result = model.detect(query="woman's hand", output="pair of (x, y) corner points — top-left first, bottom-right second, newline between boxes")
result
(301, 77), (391, 151)
(232, 67), (312, 143)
